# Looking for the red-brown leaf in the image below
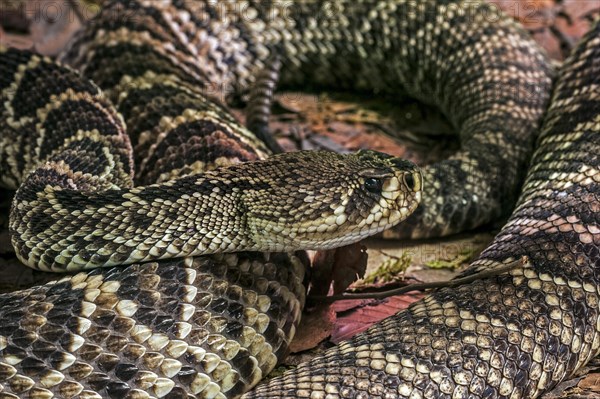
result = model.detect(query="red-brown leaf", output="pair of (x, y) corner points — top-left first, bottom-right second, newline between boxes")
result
(331, 293), (423, 344)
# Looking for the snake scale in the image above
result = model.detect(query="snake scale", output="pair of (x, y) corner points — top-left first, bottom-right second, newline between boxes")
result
(0, 0), (598, 398)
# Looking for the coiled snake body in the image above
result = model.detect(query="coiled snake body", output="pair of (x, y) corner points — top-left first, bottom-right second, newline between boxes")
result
(0, 1), (598, 398)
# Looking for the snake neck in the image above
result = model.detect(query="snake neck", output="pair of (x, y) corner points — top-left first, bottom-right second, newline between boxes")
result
(10, 168), (257, 271)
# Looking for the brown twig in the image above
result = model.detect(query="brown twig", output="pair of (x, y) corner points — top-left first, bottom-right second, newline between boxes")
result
(309, 256), (529, 304)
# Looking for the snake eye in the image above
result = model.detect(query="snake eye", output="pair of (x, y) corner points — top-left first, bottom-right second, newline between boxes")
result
(364, 177), (382, 193)
(403, 173), (415, 191)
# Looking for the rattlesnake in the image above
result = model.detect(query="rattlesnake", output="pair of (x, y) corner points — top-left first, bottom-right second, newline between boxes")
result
(1, 0), (598, 398)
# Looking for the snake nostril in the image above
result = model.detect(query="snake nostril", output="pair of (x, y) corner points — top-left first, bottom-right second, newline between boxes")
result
(403, 173), (416, 191)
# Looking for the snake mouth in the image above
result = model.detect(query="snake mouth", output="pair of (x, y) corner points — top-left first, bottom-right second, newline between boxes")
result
(389, 185), (422, 228)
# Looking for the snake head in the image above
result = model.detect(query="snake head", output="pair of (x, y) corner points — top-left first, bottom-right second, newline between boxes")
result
(244, 149), (422, 251)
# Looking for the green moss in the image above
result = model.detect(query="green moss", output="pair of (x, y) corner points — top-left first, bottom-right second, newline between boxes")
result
(361, 251), (412, 285)
(425, 247), (478, 270)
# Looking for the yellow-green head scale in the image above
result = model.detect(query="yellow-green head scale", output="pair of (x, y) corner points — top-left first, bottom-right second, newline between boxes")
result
(240, 150), (422, 251)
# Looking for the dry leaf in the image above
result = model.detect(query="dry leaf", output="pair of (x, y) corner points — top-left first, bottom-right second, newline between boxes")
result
(310, 249), (336, 296)
(331, 293), (422, 344)
(331, 243), (368, 294)
(311, 243), (368, 296)
(289, 304), (335, 353)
